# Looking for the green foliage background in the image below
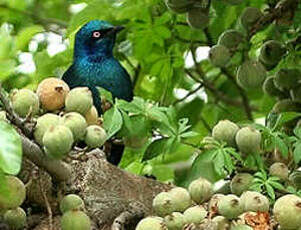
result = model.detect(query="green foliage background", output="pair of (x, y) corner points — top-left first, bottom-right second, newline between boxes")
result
(0, 0), (300, 184)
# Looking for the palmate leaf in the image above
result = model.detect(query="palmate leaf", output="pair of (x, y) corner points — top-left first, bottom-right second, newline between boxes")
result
(0, 121), (22, 175)
(103, 106), (123, 139)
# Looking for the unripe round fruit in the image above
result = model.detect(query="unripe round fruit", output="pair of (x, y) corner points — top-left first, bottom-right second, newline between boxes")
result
(11, 89), (39, 118)
(259, 40), (286, 67)
(209, 194), (225, 212)
(187, 8), (209, 29)
(61, 112), (87, 141)
(240, 191), (269, 212)
(262, 76), (284, 97)
(84, 106), (99, 125)
(209, 45), (231, 67)
(273, 194), (301, 229)
(0, 176), (26, 209)
(188, 178), (213, 204)
(136, 216), (166, 230)
(65, 87), (93, 115)
(164, 212), (185, 230)
(183, 206), (207, 224)
(165, 0), (195, 14)
(231, 224), (253, 230)
(230, 173), (253, 196)
(61, 211), (91, 230)
(60, 194), (85, 214)
(218, 30), (244, 51)
(217, 195), (243, 219)
(240, 7), (263, 31)
(237, 60), (266, 90)
(212, 120), (239, 147)
(273, 99), (301, 113)
(37, 78), (70, 111)
(43, 125), (74, 159)
(235, 127), (261, 154)
(289, 171), (301, 189)
(3, 207), (26, 230)
(274, 68), (301, 90)
(169, 187), (192, 212)
(212, 216), (230, 230)
(34, 113), (60, 145)
(269, 162), (289, 180)
(84, 125), (107, 148)
(153, 192), (175, 217)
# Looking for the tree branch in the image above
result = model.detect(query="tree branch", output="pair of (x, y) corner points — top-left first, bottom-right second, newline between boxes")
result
(173, 84), (203, 105)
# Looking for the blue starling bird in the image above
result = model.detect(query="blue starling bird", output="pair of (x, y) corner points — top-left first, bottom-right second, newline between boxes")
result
(62, 20), (133, 114)
(62, 20), (133, 165)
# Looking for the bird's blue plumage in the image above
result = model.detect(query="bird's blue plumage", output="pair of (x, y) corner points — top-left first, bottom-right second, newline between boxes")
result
(62, 20), (133, 113)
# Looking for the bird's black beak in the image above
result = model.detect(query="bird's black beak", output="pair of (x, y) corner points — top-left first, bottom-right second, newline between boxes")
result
(113, 26), (125, 33)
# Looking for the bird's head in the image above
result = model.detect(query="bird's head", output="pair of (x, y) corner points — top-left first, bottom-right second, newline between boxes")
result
(74, 20), (124, 60)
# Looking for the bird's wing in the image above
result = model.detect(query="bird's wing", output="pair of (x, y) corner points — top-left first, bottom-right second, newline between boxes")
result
(62, 65), (85, 89)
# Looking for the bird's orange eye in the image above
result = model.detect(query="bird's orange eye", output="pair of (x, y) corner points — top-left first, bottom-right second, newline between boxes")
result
(92, 31), (101, 38)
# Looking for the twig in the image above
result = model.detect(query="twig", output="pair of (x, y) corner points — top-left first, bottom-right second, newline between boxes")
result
(173, 84), (203, 105)
(221, 68), (254, 121)
(204, 27), (214, 46)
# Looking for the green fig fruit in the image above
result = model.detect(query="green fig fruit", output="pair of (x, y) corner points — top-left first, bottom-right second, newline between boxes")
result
(84, 125), (107, 148)
(212, 216), (230, 230)
(209, 45), (231, 67)
(43, 125), (74, 159)
(153, 192), (176, 217)
(240, 7), (263, 31)
(164, 212), (185, 230)
(60, 194), (85, 214)
(231, 224), (253, 230)
(217, 195), (243, 219)
(3, 207), (26, 230)
(209, 194), (225, 212)
(259, 40), (286, 67)
(212, 120), (239, 147)
(237, 60), (266, 90)
(165, 0), (195, 14)
(262, 76), (285, 97)
(34, 113), (60, 145)
(289, 171), (301, 190)
(183, 205), (207, 224)
(169, 187), (192, 212)
(187, 7), (209, 29)
(65, 87), (93, 115)
(273, 194), (301, 229)
(11, 89), (39, 118)
(136, 216), (167, 230)
(61, 112), (87, 141)
(218, 30), (244, 51)
(188, 177), (213, 204)
(240, 191), (269, 212)
(272, 99), (301, 113)
(235, 127), (261, 154)
(230, 173), (253, 196)
(61, 211), (91, 230)
(274, 68), (301, 91)
(269, 162), (289, 181)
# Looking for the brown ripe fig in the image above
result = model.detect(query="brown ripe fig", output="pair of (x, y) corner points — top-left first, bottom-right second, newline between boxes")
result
(65, 87), (93, 115)
(269, 162), (289, 181)
(209, 45), (231, 67)
(237, 60), (266, 90)
(217, 30), (244, 51)
(230, 173), (253, 196)
(240, 7), (263, 31)
(11, 89), (39, 118)
(212, 120), (239, 147)
(0, 176), (26, 210)
(84, 106), (99, 125)
(273, 194), (301, 229)
(37, 77), (70, 111)
(187, 7), (209, 29)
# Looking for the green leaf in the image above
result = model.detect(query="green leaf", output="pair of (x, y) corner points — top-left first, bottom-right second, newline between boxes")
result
(143, 137), (176, 161)
(293, 142), (301, 164)
(103, 106), (123, 139)
(0, 121), (22, 175)
(265, 183), (275, 200)
(16, 25), (44, 51)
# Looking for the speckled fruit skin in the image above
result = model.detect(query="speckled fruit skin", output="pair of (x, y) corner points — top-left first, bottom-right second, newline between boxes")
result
(218, 29), (244, 51)
(85, 106), (99, 125)
(273, 194), (301, 229)
(164, 212), (185, 230)
(217, 195), (243, 219)
(65, 87), (93, 115)
(237, 60), (266, 90)
(43, 125), (74, 159)
(153, 192), (175, 217)
(169, 187), (192, 212)
(231, 224), (253, 230)
(136, 216), (167, 230)
(212, 216), (230, 230)
(84, 125), (107, 148)
(61, 112), (87, 141)
(60, 194), (85, 214)
(3, 207), (26, 230)
(240, 7), (263, 31)
(188, 177), (213, 204)
(11, 89), (39, 118)
(209, 45), (231, 67)
(240, 191), (269, 212)
(34, 113), (60, 145)
(269, 162), (289, 181)
(187, 7), (209, 29)
(0, 176), (26, 210)
(230, 173), (253, 196)
(212, 120), (239, 147)
(37, 77), (70, 111)
(61, 211), (91, 230)
(209, 194), (225, 212)
(235, 127), (261, 154)
(183, 206), (207, 224)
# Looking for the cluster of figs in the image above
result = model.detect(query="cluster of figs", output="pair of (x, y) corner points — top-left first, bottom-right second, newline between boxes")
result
(136, 176), (301, 230)
(1, 77), (107, 159)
